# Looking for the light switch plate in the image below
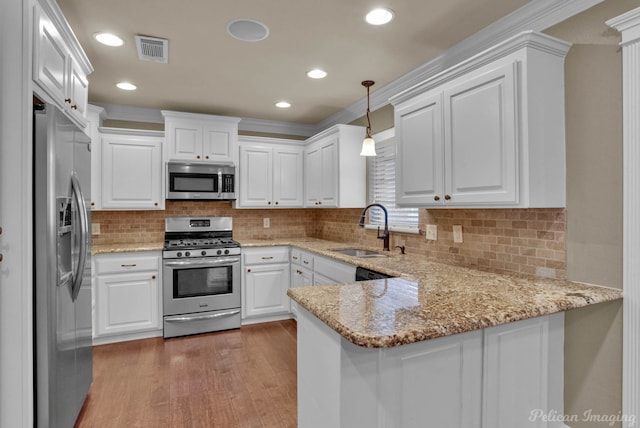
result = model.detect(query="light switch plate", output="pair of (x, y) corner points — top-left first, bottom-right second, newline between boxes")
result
(426, 224), (437, 241)
(263, 218), (270, 228)
(453, 225), (463, 243)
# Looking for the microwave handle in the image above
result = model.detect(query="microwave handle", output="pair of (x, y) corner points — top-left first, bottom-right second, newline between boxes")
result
(218, 170), (222, 197)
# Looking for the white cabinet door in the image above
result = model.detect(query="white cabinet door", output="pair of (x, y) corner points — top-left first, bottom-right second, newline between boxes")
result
(94, 252), (162, 339)
(244, 263), (291, 317)
(273, 147), (304, 207)
(290, 265), (313, 318)
(33, 2), (89, 126)
(380, 330), (483, 428)
(482, 313), (564, 428)
(166, 118), (203, 161)
(101, 133), (164, 209)
(305, 136), (337, 207)
(33, 4), (66, 107)
(444, 62), (517, 206)
(395, 91), (444, 206)
(163, 111), (240, 162)
(239, 145), (273, 207)
(203, 121), (235, 163)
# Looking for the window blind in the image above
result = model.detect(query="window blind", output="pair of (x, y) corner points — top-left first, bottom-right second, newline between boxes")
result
(367, 137), (419, 231)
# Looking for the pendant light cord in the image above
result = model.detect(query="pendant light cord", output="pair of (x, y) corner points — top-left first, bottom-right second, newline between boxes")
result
(362, 80), (375, 138)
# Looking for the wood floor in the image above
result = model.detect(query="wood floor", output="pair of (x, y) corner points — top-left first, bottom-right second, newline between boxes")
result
(75, 320), (298, 428)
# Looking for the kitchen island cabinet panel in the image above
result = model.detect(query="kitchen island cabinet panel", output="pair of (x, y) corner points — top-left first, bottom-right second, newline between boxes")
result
(296, 307), (563, 428)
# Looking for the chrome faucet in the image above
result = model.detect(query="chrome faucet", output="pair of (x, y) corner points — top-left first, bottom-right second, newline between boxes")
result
(359, 203), (390, 251)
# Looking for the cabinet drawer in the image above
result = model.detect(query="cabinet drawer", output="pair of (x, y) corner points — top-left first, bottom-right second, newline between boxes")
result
(95, 253), (160, 275)
(290, 248), (302, 264)
(243, 247), (289, 265)
(300, 251), (314, 270)
(314, 256), (356, 283)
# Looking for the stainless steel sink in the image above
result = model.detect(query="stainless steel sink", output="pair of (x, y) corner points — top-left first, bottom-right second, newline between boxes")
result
(332, 248), (388, 258)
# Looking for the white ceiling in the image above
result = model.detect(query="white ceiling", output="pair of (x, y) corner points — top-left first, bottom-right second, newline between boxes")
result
(57, 0), (531, 126)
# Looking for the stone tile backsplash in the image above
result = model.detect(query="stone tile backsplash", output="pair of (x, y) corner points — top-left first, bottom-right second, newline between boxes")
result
(92, 203), (566, 279)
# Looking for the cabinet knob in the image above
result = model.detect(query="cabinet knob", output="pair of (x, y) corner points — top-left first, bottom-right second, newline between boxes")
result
(71, 105), (78, 110)
(434, 195), (440, 201)
(247, 268), (251, 273)
(0, 254), (3, 262)
(275, 201), (279, 205)
(268, 201), (271, 205)
(91, 202), (95, 206)
(154, 202), (158, 206)
(196, 155), (201, 159)
(152, 275), (156, 280)
(64, 98), (71, 104)
(444, 194), (451, 201)
(205, 155), (209, 159)
(0, 226), (3, 235)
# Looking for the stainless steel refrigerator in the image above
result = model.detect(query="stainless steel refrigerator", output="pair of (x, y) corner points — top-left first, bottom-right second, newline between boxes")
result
(34, 102), (93, 427)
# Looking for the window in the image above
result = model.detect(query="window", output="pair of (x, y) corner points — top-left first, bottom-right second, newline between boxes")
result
(367, 130), (419, 233)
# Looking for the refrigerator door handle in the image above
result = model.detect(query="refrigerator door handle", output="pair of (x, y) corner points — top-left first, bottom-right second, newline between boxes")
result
(70, 172), (88, 302)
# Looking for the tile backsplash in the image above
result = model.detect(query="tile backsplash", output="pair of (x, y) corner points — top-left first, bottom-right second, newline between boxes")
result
(92, 203), (566, 279)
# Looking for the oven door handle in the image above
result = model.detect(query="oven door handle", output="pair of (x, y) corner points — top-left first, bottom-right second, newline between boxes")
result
(163, 257), (240, 268)
(165, 310), (240, 323)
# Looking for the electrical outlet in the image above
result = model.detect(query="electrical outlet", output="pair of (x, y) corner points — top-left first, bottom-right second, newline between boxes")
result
(263, 218), (270, 228)
(91, 223), (100, 235)
(426, 224), (437, 241)
(453, 224), (463, 243)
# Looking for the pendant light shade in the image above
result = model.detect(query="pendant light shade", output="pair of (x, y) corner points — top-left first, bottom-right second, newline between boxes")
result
(360, 80), (376, 156)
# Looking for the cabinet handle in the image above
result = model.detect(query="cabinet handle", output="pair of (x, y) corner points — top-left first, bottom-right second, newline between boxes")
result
(0, 254), (3, 262)
(292, 256), (298, 261)
(64, 98), (71, 104)
(121, 264), (137, 268)
(303, 260), (309, 265)
(434, 195), (440, 201)
(71, 105), (78, 110)
(261, 256), (273, 260)
(444, 194), (451, 201)
(0, 226), (3, 235)
(152, 275), (156, 279)
(247, 268), (251, 272)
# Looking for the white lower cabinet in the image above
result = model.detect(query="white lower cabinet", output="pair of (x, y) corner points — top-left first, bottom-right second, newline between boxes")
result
(297, 308), (564, 428)
(93, 251), (162, 344)
(242, 247), (291, 323)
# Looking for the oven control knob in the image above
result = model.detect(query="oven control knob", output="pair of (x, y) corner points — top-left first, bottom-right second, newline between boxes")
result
(224, 249), (230, 255)
(217, 250), (222, 255)
(177, 252), (183, 257)
(185, 251), (191, 257)
(201, 250), (207, 256)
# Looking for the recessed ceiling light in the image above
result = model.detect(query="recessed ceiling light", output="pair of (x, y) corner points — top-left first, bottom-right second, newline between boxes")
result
(365, 8), (394, 25)
(275, 101), (291, 109)
(227, 19), (270, 42)
(94, 32), (124, 47)
(307, 69), (327, 79)
(116, 82), (137, 91)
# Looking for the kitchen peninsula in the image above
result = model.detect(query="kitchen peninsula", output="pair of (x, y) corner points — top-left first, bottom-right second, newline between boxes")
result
(273, 239), (623, 428)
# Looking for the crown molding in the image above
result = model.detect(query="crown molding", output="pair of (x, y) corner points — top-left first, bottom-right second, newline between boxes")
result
(94, 0), (601, 136)
(318, 0), (603, 130)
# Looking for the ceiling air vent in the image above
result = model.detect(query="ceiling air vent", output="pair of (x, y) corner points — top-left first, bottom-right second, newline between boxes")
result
(135, 35), (168, 63)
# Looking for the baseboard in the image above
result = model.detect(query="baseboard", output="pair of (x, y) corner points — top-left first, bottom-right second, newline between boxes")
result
(92, 329), (163, 346)
(241, 313), (293, 325)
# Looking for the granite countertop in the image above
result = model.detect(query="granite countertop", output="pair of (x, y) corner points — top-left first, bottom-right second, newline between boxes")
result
(92, 242), (164, 255)
(238, 238), (623, 349)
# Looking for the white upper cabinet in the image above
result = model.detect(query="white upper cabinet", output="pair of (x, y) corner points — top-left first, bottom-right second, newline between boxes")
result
(33, 0), (92, 127)
(162, 110), (240, 163)
(99, 129), (164, 210)
(391, 31), (571, 208)
(304, 124), (366, 208)
(237, 137), (304, 208)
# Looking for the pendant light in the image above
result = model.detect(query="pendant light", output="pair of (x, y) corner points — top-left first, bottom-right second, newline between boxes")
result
(360, 80), (377, 156)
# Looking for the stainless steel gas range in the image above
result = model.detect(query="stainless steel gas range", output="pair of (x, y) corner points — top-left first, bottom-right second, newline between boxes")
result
(162, 217), (241, 338)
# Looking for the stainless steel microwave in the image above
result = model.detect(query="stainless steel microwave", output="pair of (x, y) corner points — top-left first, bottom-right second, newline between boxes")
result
(166, 161), (236, 200)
